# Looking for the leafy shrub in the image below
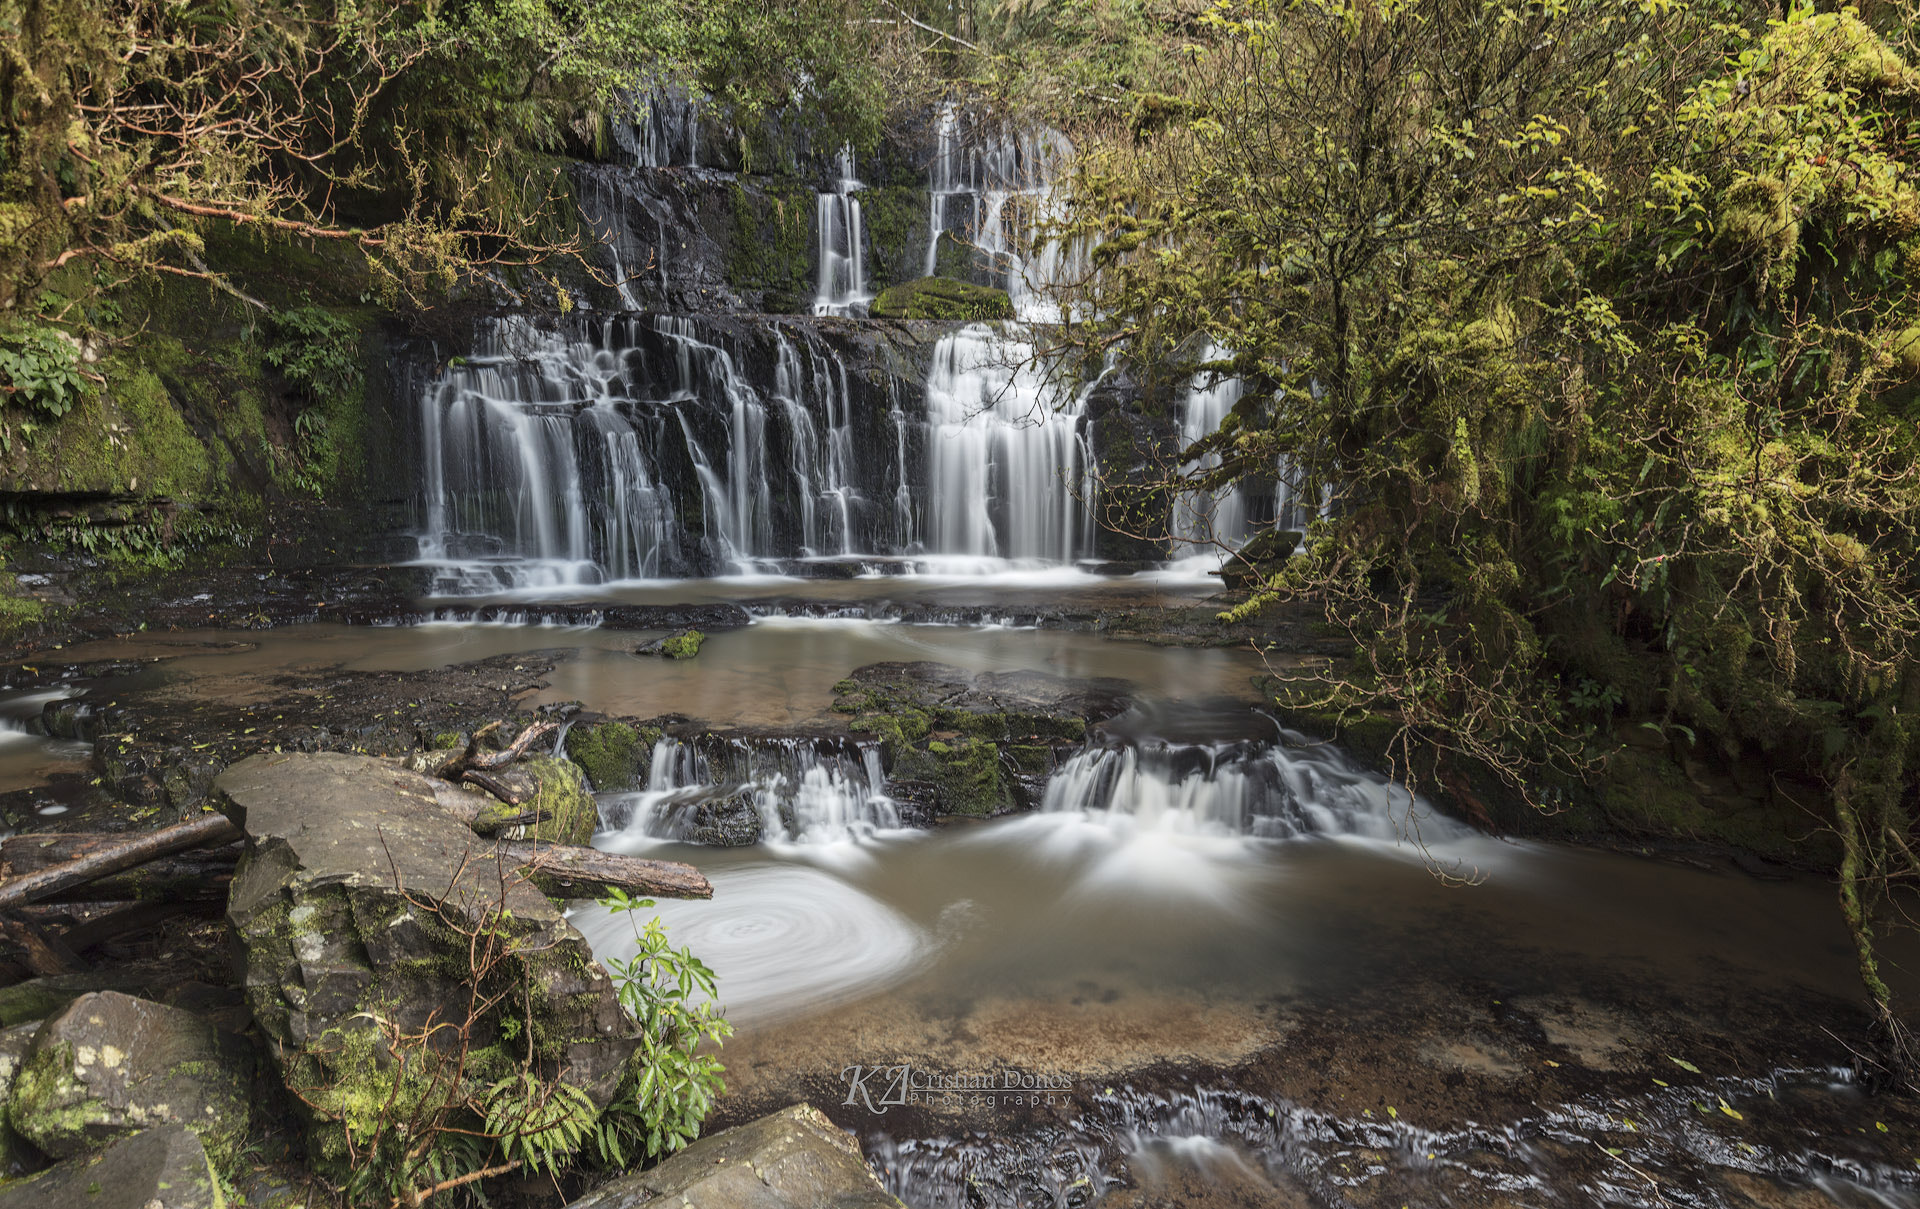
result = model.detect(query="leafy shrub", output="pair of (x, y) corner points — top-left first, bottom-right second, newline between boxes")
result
(0, 325), (87, 418)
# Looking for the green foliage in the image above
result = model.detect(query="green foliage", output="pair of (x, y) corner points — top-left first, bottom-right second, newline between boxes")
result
(483, 1073), (597, 1175)
(597, 889), (731, 1164)
(1058, 0), (1920, 1073)
(0, 325), (87, 419)
(263, 306), (363, 405)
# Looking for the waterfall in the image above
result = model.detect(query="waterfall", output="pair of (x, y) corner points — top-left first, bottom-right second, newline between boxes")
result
(924, 103), (963, 278)
(612, 89), (702, 169)
(601, 736), (901, 845)
(922, 325), (1093, 564)
(813, 148), (870, 317)
(412, 314), (900, 589)
(1171, 346), (1251, 553)
(1042, 741), (1465, 842)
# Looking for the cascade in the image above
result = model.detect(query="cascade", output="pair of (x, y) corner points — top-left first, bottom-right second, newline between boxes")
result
(413, 109), (1116, 591)
(1170, 347), (1252, 553)
(812, 148), (870, 316)
(602, 736), (901, 845)
(412, 315), (907, 590)
(922, 325), (1094, 564)
(1042, 740), (1465, 842)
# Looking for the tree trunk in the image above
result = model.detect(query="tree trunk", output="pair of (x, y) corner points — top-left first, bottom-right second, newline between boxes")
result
(0, 814), (242, 910)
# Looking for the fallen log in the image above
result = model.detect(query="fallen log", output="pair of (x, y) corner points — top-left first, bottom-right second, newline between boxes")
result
(0, 814), (242, 910)
(443, 720), (557, 781)
(496, 842), (712, 900)
(0, 911), (85, 976)
(2, 827), (712, 903)
(0, 836), (238, 903)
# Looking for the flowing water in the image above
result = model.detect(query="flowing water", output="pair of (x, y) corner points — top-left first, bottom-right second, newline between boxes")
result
(16, 103), (1917, 1208)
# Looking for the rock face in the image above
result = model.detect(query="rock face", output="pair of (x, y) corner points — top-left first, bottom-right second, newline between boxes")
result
(0, 1124), (223, 1209)
(213, 751), (639, 1178)
(6, 991), (249, 1166)
(835, 662), (1130, 816)
(566, 1104), (902, 1209)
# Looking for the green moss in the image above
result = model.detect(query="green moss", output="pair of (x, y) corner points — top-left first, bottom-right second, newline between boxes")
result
(0, 576), (48, 645)
(563, 721), (651, 790)
(726, 177), (813, 310)
(860, 184), (929, 291)
(521, 756), (600, 845)
(896, 737), (1007, 817)
(660, 629), (704, 659)
(870, 276), (1014, 321)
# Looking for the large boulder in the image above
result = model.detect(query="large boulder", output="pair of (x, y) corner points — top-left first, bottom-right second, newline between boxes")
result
(0, 1125), (223, 1209)
(6, 991), (249, 1166)
(213, 751), (640, 1180)
(566, 1104), (902, 1209)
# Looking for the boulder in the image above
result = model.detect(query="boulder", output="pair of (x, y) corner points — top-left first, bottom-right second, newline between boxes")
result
(7, 991), (249, 1166)
(636, 628), (705, 659)
(0, 1124), (223, 1209)
(566, 1103), (902, 1209)
(213, 751), (640, 1179)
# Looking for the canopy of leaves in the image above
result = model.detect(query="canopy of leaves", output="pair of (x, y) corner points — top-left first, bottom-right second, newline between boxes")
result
(1051, 0), (1920, 1077)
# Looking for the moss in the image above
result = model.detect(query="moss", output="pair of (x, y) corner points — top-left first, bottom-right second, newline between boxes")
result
(563, 720), (646, 790)
(432, 731), (467, 750)
(860, 184), (930, 291)
(896, 737), (1008, 817)
(522, 756), (600, 845)
(870, 276), (1014, 321)
(726, 177), (813, 310)
(0, 576), (48, 645)
(659, 629), (704, 659)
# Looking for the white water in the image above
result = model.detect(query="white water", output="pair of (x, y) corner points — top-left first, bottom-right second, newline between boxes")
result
(922, 325), (1094, 564)
(599, 736), (902, 847)
(813, 147), (870, 316)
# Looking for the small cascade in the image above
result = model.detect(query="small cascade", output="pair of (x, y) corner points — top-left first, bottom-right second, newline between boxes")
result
(1042, 740), (1460, 842)
(812, 148), (870, 316)
(1171, 346), (1251, 552)
(601, 737), (901, 846)
(924, 103), (964, 278)
(612, 89), (702, 168)
(922, 325), (1093, 564)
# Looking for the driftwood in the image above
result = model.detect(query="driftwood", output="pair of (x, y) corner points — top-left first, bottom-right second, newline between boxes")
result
(0, 836), (238, 903)
(2, 827), (712, 904)
(499, 841), (712, 900)
(0, 814), (241, 910)
(444, 721), (557, 781)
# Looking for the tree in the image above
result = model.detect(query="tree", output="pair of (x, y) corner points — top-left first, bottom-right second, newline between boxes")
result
(1055, 0), (1920, 1084)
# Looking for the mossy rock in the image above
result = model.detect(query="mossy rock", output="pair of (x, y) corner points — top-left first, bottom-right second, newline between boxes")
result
(564, 720), (661, 791)
(894, 737), (1009, 817)
(870, 276), (1014, 322)
(638, 629), (705, 659)
(7, 991), (251, 1170)
(1220, 528), (1302, 590)
(0, 1124), (225, 1209)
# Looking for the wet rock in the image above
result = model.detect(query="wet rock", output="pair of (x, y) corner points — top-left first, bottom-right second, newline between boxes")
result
(600, 602), (752, 632)
(564, 720), (660, 790)
(213, 751), (638, 1178)
(565, 1103), (901, 1209)
(7, 991), (249, 1166)
(0, 1124), (223, 1209)
(834, 662), (1129, 817)
(636, 628), (705, 659)
(654, 787), (763, 847)
(0, 973), (169, 1029)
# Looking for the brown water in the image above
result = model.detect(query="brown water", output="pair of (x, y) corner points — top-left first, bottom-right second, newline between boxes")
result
(47, 617), (1270, 730)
